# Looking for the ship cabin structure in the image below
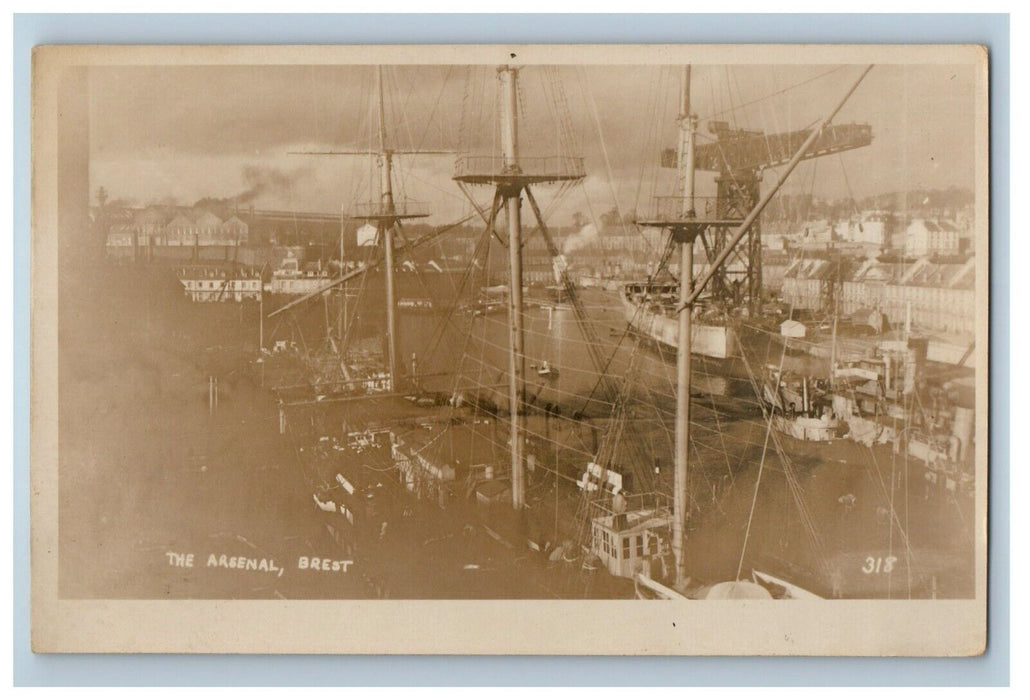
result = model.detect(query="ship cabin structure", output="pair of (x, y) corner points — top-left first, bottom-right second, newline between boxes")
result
(590, 505), (672, 580)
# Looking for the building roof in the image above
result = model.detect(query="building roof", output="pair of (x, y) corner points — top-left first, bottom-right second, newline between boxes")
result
(903, 257), (975, 289)
(165, 213), (195, 229)
(134, 206), (171, 226)
(195, 211), (223, 228)
(785, 253), (975, 290)
(784, 258), (834, 280)
(908, 218), (960, 235)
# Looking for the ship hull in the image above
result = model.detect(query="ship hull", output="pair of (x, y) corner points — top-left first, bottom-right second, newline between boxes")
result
(620, 287), (738, 359)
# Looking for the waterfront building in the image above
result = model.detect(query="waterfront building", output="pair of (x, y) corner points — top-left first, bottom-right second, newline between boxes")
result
(780, 253), (975, 336)
(904, 218), (962, 257)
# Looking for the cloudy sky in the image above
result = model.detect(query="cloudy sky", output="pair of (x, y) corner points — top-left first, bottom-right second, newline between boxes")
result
(88, 62), (977, 226)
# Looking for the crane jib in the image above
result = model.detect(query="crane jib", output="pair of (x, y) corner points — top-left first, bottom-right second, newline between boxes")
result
(660, 122), (873, 174)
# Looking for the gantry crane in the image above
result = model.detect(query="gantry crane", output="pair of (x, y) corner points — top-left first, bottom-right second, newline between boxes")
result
(663, 120), (873, 315)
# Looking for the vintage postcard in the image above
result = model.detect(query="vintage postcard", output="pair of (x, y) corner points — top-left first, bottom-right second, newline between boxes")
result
(30, 44), (989, 655)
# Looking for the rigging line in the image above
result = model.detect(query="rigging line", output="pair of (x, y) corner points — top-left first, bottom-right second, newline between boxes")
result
(838, 152), (861, 219)
(422, 196), (500, 366)
(578, 66), (634, 241)
(731, 65), (751, 132)
(832, 380), (921, 570)
(539, 68), (559, 157)
(706, 62), (721, 136)
(454, 291), (495, 438)
(393, 242), (510, 374)
(449, 380), (675, 467)
(579, 294), (686, 494)
(580, 241), (679, 411)
(616, 339), (673, 494)
(468, 429), (592, 486)
(527, 193), (626, 418)
(736, 253), (804, 581)
(422, 250), (494, 385)
(549, 67), (571, 159)
(554, 66), (580, 157)
(652, 65), (675, 211)
(853, 402), (921, 569)
(390, 220), (476, 346)
(389, 70), (416, 204)
(458, 65), (471, 155)
(632, 65), (662, 219)
(451, 354), (621, 411)
(741, 345), (832, 577)
(395, 67), (457, 200)
(407, 65), (452, 151)
(698, 355), (737, 486)
(701, 65), (848, 122)
(888, 411), (899, 599)
(337, 233), (379, 352)
(724, 66), (739, 131)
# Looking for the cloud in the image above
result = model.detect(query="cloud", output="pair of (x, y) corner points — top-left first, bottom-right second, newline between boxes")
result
(88, 64), (977, 215)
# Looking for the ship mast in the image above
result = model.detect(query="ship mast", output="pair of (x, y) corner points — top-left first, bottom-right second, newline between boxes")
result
(637, 66), (712, 588)
(453, 66), (586, 510)
(376, 65), (400, 391)
(659, 64), (874, 586)
(673, 65), (697, 588)
(284, 65), (435, 392)
(500, 66), (528, 509)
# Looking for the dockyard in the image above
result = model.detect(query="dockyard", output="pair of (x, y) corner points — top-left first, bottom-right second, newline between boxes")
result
(57, 61), (979, 601)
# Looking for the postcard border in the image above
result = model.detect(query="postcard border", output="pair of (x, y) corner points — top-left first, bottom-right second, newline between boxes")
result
(14, 13), (1013, 687)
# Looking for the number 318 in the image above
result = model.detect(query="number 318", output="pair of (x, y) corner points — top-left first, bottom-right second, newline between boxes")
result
(862, 556), (898, 574)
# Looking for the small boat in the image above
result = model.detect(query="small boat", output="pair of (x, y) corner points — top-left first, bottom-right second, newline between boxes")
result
(537, 361), (559, 378)
(398, 298), (434, 311)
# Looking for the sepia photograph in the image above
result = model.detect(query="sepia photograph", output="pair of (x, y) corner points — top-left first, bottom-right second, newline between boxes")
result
(30, 43), (989, 655)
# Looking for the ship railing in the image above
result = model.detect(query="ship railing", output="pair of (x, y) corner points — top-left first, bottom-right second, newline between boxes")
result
(453, 154), (585, 180)
(643, 195), (724, 223)
(350, 200), (430, 219)
(588, 490), (673, 522)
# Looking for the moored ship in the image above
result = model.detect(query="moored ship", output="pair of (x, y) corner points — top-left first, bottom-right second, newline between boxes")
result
(621, 281), (739, 359)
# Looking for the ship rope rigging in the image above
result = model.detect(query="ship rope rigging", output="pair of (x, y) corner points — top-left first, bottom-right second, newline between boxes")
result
(733, 270), (833, 584)
(268, 62), (956, 599)
(556, 63), (880, 593)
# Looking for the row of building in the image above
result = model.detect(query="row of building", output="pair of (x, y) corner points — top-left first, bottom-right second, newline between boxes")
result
(764, 211), (974, 258)
(105, 205), (251, 247)
(779, 255), (976, 336)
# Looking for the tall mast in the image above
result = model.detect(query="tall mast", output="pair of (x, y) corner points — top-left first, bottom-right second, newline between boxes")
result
(636, 64), (874, 589)
(340, 205), (347, 342)
(673, 65), (697, 588)
(377, 65), (400, 391)
(453, 66), (585, 511)
(500, 66), (527, 509)
(281, 65), (436, 383)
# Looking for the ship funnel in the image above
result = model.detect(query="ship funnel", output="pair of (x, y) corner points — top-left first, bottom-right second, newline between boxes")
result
(552, 254), (569, 285)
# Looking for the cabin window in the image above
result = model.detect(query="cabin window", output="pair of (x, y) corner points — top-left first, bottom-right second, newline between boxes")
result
(622, 536), (631, 560)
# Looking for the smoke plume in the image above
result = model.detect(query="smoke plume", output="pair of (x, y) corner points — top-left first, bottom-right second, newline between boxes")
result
(233, 165), (313, 205)
(562, 222), (600, 255)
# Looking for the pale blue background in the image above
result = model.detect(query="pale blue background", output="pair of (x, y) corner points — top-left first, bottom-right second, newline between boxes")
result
(12, 12), (1010, 686)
